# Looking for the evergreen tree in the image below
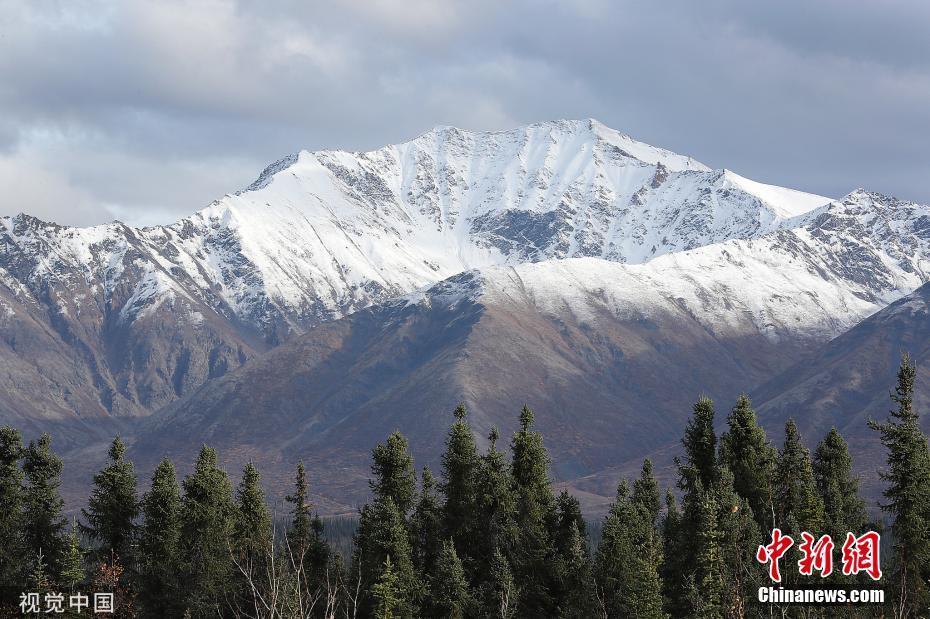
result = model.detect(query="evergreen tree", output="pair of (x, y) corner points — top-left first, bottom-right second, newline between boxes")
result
(594, 479), (665, 619)
(60, 520), (85, 591)
(474, 427), (518, 582)
(632, 459), (661, 527)
(775, 419), (825, 534)
(482, 548), (518, 619)
(179, 445), (235, 616)
(868, 353), (930, 615)
(719, 395), (776, 530)
(21, 433), (67, 580)
(428, 540), (474, 618)
(354, 497), (419, 618)
(714, 465), (761, 617)
(553, 492), (594, 618)
(137, 458), (183, 618)
(680, 396), (718, 492)
(813, 428), (868, 541)
(0, 426), (25, 588)
(509, 405), (558, 616)
(285, 461), (312, 561)
(80, 436), (138, 565)
(373, 556), (401, 619)
(660, 489), (687, 617)
(354, 433), (420, 616)
(410, 466), (442, 576)
(370, 432), (417, 515)
(231, 461), (272, 611)
(689, 489), (722, 619)
(439, 403), (480, 568)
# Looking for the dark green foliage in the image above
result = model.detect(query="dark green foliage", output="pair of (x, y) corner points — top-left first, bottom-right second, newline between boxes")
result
(81, 436), (138, 565)
(427, 540), (474, 618)
(553, 492), (594, 618)
(285, 461), (313, 560)
(371, 432), (417, 516)
(21, 433), (67, 581)
(775, 419), (825, 534)
(660, 489), (686, 617)
(680, 396), (718, 492)
(509, 405), (559, 616)
(869, 353), (930, 615)
(632, 459), (661, 527)
(714, 465), (762, 616)
(0, 426), (25, 587)
(482, 548), (518, 619)
(410, 466), (442, 576)
(439, 403), (480, 568)
(473, 427), (518, 582)
(231, 461), (272, 612)
(60, 520), (85, 590)
(354, 498), (419, 618)
(373, 555), (401, 619)
(179, 445), (235, 616)
(719, 394), (776, 530)
(594, 479), (665, 618)
(813, 427), (868, 540)
(137, 458), (183, 617)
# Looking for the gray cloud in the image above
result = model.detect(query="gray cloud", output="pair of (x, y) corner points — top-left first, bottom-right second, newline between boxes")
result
(0, 0), (927, 226)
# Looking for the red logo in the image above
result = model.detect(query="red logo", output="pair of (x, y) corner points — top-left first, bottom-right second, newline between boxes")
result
(757, 530), (881, 581)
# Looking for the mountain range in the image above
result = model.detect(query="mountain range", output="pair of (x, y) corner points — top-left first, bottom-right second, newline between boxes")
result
(1, 119), (928, 513)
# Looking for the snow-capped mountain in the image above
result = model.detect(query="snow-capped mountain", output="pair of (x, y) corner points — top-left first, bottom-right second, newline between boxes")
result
(1, 120), (927, 433)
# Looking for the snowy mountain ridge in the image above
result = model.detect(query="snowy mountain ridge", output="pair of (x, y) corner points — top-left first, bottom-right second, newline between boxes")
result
(1, 119), (928, 422)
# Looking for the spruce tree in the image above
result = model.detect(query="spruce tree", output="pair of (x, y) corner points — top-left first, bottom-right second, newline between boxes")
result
(370, 432), (417, 515)
(137, 458), (183, 618)
(474, 427), (518, 581)
(61, 520), (85, 591)
(80, 436), (138, 565)
(354, 497), (419, 618)
(594, 479), (664, 618)
(775, 419), (825, 534)
(714, 465), (761, 617)
(439, 403), (479, 568)
(680, 396), (718, 492)
(0, 426), (25, 588)
(179, 445), (235, 616)
(719, 395), (776, 530)
(285, 461), (312, 560)
(410, 466), (442, 576)
(553, 492), (594, 618)
(232, 461), (272, 610)
(373, 556), (401, 619)
(660, 489), (687, 617)
(510, 405), (558, 616)
(428, 540), (474, 618)
(483, 548), (518, 619)
(632, 459), (661, 527)
(868, 353), (930, 614)
(690, 489), (722, 619)
(354, 433), (420, 616)
(21, 433), (67, 580)
(813, 427), (868, 540)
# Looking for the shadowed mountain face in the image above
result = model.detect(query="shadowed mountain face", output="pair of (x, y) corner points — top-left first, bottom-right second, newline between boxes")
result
(754, 281), (930, 501)
(126, 252), (907, 514)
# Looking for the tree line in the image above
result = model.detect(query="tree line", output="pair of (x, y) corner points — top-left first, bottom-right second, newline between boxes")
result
(0, 354), (929, 617)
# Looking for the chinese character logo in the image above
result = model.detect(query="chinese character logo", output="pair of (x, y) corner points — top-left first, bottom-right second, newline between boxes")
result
(757, 529), (882, 581)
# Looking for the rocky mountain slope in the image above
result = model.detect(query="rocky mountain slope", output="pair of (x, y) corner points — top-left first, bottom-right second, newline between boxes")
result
(0, 119), (836, 427)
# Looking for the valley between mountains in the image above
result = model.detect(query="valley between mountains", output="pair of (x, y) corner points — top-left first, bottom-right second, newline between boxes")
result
(1, 119), (928, 513)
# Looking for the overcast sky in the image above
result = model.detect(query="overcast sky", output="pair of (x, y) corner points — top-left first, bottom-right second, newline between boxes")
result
(1, 0), (928, 227)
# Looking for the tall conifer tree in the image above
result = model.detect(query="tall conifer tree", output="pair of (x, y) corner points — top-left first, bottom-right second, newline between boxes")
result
(179, 445), (235, 616)
(719, 395), (776, 530)
(868, 353), (930, 614)
(813, 428), (868, 540)
(510, 406), (558, 616)
(775, 419), (825, 534)
(0, 426), (25, 588)
(81, 436), (138, 565)
(439, 404), (479, 568)
(137, 458), (183, 617)
(22, 433), (67, 580)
